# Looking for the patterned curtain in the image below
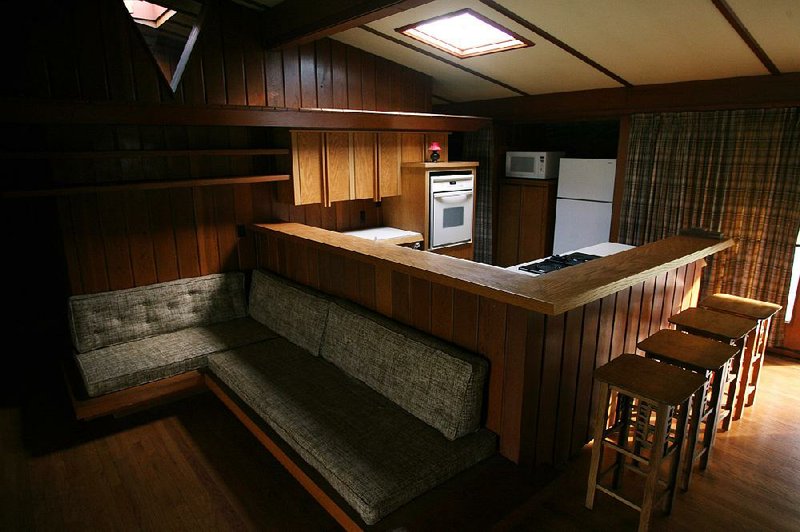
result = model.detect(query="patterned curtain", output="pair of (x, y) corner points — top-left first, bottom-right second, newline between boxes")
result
(619, 108), (800, 345)
(462, 126), (494, 264)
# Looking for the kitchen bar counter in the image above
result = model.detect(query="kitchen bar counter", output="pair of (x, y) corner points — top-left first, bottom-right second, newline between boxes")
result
(252, 222), (733, 315)
(251, 222), (734, 468)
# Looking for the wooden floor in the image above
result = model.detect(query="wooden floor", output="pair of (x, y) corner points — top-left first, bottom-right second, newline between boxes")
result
(2, 355), (799, 531)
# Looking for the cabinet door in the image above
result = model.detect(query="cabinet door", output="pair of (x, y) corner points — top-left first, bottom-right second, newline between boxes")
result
(518, 185), (551, 261)
(324, 132), (352, 204)
(377, 132), (401, 198)
(291, 131), (324, 205)
(351, 132), (377, 200)
(496, 184), (522, 266)
(495, 180), (557, 266)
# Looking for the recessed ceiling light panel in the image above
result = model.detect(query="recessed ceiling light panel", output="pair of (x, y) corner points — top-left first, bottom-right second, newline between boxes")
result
(396, 8), (533, 59)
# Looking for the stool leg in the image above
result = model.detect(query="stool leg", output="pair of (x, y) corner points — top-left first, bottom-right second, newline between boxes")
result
(721, 344), (744, 432)
(586, 383), (611, 510)
(700, 363), (729, 470)
(681, 385), (705, 491)
(612, 394), (633, 489)
(639, 404), (670, 532)
(746, 317), (770, 408)
(733, 332), (755, 421)
(668, 399), (691, 511)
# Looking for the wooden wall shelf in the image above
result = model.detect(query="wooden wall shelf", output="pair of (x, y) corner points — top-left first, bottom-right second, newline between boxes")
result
(401, 161), (479, 168)
(0, 99), (491, 131)
(3, 174), (290, 198)
(0, 148), (290, 160)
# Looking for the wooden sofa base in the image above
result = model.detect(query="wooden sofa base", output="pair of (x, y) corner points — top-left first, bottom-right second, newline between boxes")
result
(204, 373), (364, 531)
(63, 362), (207, 421)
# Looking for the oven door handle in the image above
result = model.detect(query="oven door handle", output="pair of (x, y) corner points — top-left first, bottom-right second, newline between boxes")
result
(433, 191), (473, 202)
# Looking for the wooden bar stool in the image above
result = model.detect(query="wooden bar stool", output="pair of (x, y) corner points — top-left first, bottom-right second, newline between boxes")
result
(586, 354), (705, 532)
(637, 329), (739, 490)
(668, 307), (758, 432)
(699, 294), (782, 420)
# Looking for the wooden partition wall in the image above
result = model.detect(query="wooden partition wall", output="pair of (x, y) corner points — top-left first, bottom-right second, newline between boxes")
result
(255, 231), (705, 467)
(1, 0), (434, 298)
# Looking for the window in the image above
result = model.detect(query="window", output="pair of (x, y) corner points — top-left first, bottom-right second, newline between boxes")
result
(124, 0), (176, 28)
(786, 229), (800, 323)
(396, 9), (532, 59)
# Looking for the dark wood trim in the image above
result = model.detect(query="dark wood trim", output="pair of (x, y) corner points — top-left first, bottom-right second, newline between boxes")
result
(435, 72), (800, 121)
(169, 0), (208, 92)
(609, 115), (631, 242)
(263, 0), (434, 50)
(0, 99), (490, 131)
(0, 148), (290, 160)
(205, 374), (364, 531)
(359, 25), (529, 97)
(3, 174), (291, 198)
(478, 0), (631, 87)
(64, 366), (207, 420)
(711, 0), (780, 75)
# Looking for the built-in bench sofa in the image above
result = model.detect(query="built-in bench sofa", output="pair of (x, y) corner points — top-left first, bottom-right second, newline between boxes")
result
(66, 270), (497, 528)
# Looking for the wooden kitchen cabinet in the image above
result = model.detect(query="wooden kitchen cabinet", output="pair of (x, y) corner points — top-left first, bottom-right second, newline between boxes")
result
(495, 178), (557, 267)
(291, 130), (405, 206)
(377, 132), (401, 199)
(324, 131), (352, 204)
(291, 131), (325, 205)
(382, 161), (478, 252)
(352, 132), (377, 200)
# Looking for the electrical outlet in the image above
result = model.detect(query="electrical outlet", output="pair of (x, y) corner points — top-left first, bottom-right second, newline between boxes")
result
(359, 210), (366, 223)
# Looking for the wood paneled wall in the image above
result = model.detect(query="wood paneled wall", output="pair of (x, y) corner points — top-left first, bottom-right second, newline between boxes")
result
(256, 231), (705, 467)
(1, 0), (433, 296)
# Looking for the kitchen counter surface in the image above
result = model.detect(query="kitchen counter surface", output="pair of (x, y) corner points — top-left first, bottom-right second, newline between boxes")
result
(252, 222), (734, 315)
(508, 242), (635, 276)
(340, 227), (423, 246)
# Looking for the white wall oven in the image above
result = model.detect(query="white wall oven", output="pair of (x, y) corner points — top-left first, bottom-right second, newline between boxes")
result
(429, 170), (474, 249)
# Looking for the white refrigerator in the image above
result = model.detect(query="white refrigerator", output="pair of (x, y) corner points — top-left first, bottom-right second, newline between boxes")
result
(552, 158), (617, 255)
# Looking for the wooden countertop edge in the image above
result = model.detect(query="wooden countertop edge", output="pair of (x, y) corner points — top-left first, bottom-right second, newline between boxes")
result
(375, 233), (424, 246)
(252, 223), (735, 315)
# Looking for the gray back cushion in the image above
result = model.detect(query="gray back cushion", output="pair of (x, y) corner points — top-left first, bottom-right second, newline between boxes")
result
(321, 301), (488, 440)
(68, 272), (248, 353)
(248, 270), (331, 356)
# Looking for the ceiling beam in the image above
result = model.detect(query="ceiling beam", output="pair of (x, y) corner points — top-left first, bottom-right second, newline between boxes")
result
(434, 72), (800, 121)
(478, 0), (632, 88)
(262, 0), (434, 50)
(711, 0), (780, 75)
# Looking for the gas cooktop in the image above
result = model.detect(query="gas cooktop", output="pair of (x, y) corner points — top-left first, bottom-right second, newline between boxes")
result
(518, 252), (602, 275)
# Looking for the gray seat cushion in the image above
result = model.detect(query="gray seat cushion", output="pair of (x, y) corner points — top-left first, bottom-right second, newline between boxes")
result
(68, 272), (248, 353)
(77, 318), (277, 397)
(320, 301), (488, 440)
(248, 269), (331, 356)
(208, 341), (496, 525)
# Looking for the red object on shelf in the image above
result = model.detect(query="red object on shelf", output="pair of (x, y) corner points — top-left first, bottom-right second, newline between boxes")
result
(428, 141), (441, 162)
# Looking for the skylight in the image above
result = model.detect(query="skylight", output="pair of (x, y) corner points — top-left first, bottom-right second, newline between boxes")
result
(396, 9), (532, 59)
(124, 0), (176, 28)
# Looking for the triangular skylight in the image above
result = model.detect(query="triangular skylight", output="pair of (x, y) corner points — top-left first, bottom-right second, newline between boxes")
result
(123, 0), (205, 93)
(396, 9), (532, 59)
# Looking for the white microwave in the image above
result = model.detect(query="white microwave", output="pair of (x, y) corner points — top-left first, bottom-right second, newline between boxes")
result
(506, 151), (564, 179)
